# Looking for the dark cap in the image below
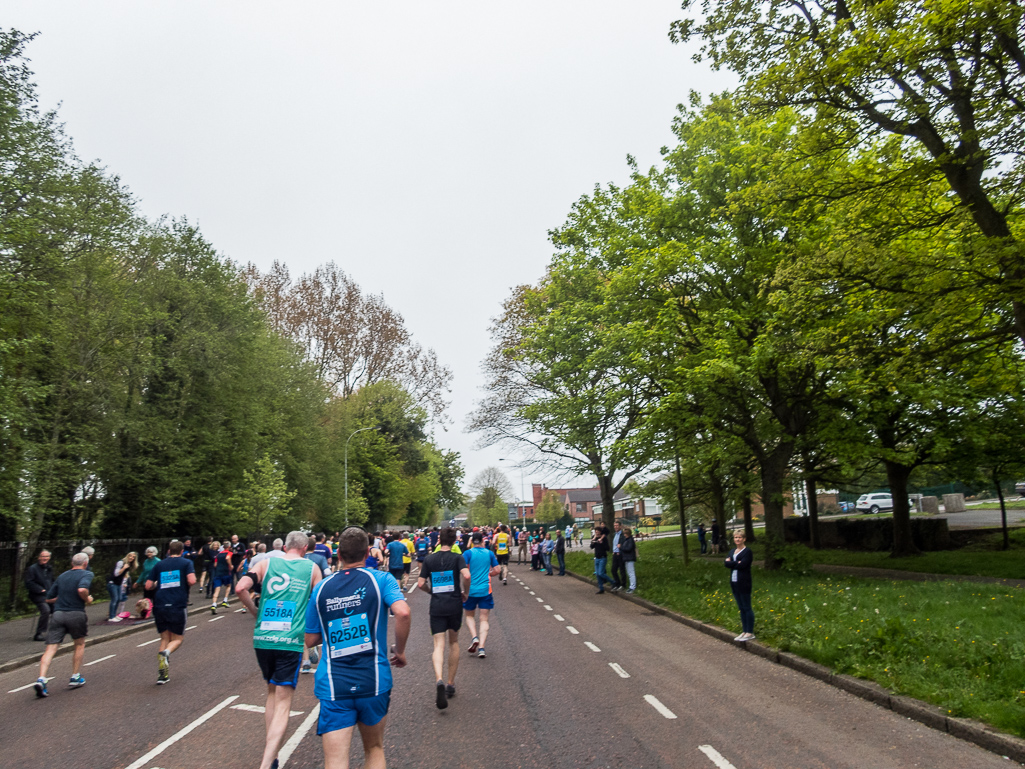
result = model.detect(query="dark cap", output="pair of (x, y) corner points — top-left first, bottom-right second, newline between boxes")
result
(471, 532), (483, 543)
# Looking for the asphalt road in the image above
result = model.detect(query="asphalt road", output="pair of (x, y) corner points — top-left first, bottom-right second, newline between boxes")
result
(1, 563), (1015, 769)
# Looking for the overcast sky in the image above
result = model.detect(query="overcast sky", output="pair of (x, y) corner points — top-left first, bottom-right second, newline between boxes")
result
(8, 2), (733, 501)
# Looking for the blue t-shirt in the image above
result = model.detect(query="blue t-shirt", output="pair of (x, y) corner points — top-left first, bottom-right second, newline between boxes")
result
(463, 547), (499, 597)
(148, 556), (195, 610)
(385, 541), (407, 570)
(305, 567), (405, 700)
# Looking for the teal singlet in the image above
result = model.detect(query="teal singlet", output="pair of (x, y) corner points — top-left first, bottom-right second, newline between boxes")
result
(253, 557), (316, 652)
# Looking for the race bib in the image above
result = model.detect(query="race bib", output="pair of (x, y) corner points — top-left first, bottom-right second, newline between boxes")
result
(431, 570), (455, 593)
(497, 541), (508, 554)
(328, 614), (372, 658)
(260, 600), (296, 631)
(159, 570), (181, 589)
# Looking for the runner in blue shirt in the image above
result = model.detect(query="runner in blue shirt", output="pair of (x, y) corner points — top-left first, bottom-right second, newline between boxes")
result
(462, 532), (500, 659)
(305, 527), (409, 768)
(384, 535), (407, 586)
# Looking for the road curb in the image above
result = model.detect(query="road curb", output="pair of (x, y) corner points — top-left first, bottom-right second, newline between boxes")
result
(564, 568), (1025, 764)
(0, 596), (240, 677)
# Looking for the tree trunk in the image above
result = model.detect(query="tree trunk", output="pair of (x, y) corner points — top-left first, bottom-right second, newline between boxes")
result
(742, 493), (755, 543)
(885, 461), (919, 557)
(806, 476), (820, 549)
(598, 474), (616, 531)
(994, 470), (1009, 551)
(674, 453), (690, 566)
(759, 440), (794, 569)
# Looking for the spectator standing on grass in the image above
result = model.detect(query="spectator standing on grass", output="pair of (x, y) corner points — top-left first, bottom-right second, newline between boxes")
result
(610, 521), (627, 591)
(724, 530), (755, 642)
(697, 523), (707, 555)
(24, 550), (54, 641)
(590, 526), (614, 594)
(620, 527), (637, 593)
(555, 531), (566, 576)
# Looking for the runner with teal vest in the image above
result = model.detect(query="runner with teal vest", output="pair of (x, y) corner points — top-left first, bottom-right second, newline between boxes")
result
(237, 531), (322, 769)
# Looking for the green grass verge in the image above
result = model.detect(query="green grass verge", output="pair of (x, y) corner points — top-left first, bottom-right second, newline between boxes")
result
(566, 539), (1025, 738)
(748, 527), (1025, 580)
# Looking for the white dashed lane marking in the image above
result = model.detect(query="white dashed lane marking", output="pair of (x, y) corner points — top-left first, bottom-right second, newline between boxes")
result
(609, 663), (630, 678)
(535, 597), (543, 602)
(138, 638), (160, 647)
(543, 605), (552, 611)
(235, 608), (247, 613)
(584, 642), (601, 653)
(209, 616), (223, 622)
(553, 614), (564, 621)
(84, 654), (116, 666)
(406, 582), (417, 594)
(528, 591), (535, 595)
(123, 695), (239, 769)
(185, 625), (197, 631)
(566, 626), (579, 634)
(698, 745), (739, 769)
(8, 677), (52, 694)
(644, 694), (678, 720)
(231, 703), (304, 717)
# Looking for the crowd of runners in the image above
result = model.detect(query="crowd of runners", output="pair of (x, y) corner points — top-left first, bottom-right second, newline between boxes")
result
(27, 522), (558, 769)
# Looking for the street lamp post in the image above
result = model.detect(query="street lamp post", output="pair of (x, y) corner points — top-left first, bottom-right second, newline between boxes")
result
(345, 426), (379, 525)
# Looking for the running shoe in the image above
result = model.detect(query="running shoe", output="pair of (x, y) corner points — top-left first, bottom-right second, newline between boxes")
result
(210, 605), (216, 614)
(309, 645), (320, 665)
(158, 650), (170, 679)
(33, 678), (48, 698)
(435, 680), (448, 710)
(157, 667), (169, 685)
(219, 601), (229, 608)
(467, 636), (480, 654)
(68, 674), (86, 689)
(301, 662), (311, 674)
(477, 648), (486, 659)
(445, 683), (456, 698)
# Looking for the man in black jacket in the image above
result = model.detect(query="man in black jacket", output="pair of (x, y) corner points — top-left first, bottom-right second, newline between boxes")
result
(24, 550), (55, 641)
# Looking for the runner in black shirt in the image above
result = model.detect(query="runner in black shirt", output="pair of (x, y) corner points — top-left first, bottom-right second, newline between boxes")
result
(417, 527), (470, 709)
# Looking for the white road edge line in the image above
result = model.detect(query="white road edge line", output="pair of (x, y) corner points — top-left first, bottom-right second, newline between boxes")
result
(84, 654), (116, 666)
(137, 638), (160, 647)
(698, 745), (738, 769)
(8, 677), (52, 694)
(609, 662), (630, 678)
(644, 694), (678, 720)
(278, 703), (321, 767)
(123, 694), (239, 769)
(566, 626), (579, 634)
(209, 616), (223, 622)
(584, 642), (601, 653)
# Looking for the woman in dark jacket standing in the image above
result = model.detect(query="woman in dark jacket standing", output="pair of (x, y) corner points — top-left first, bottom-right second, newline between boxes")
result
(590, 526), (613, 593)
(554, 531), (566, 576)
(724, 530), (754, 641)
(619, 527), (637, 593)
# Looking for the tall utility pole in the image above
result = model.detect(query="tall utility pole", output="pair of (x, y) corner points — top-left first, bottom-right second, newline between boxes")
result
(345, 426), (379, 525)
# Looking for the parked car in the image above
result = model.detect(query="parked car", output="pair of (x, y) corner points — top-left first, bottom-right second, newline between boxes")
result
(1015, 481), (1025, 497)
(856, 493), (915, 514)
(838, 501), (855, 513)
(856, 493), (894, 514)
